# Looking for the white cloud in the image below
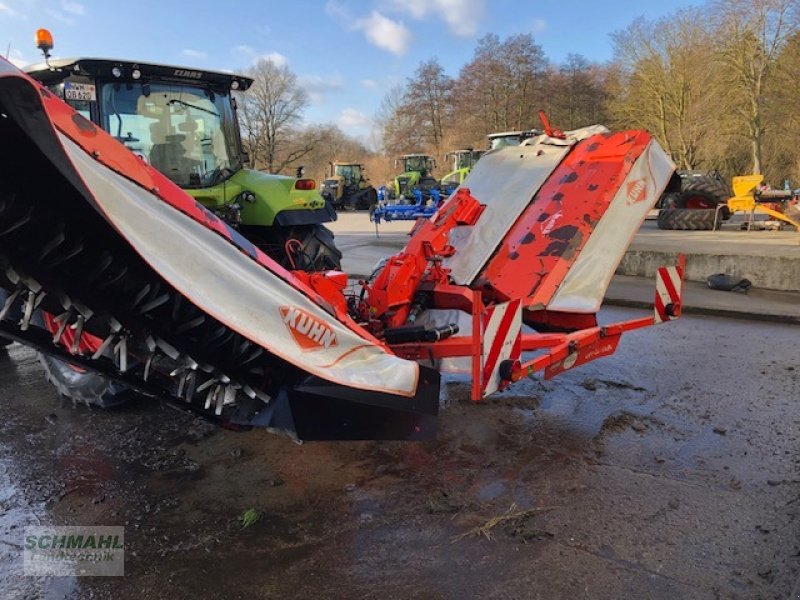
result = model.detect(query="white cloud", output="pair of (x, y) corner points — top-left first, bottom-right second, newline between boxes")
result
(61, 0), (85, 16)
(0, 2), (17, 16)
(338, 108), (372, 131)
(355, 11), (411, 56)
(182, 48), (208, 59)
(257, 51), (287, 67)
(390, 0), (484, 37)
(531, 18), (546, 34)
(232, 45), (288, 67)
(361, 79), (378, 89)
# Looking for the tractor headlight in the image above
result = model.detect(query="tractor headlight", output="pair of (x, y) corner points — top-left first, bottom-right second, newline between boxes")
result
(111, 66), (122, 78)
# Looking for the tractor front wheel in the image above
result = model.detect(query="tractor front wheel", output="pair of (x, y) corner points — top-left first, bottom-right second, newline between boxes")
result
(39, 354), (131, 408)
(657, 208), (720, 231)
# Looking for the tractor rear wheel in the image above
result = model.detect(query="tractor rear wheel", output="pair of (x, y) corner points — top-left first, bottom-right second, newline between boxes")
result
(676, 177), (730, 210)
(244, 224), (343, 271)
(657, 208), (720, 230)
(356, 187), (378, 211)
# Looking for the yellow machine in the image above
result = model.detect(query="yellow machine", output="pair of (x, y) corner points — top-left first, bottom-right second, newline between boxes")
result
(320, 162), (377, 211)
(724, 175), (800, 231)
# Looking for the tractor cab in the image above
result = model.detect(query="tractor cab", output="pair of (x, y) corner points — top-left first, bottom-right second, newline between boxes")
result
(26, 58), (251, 191)
(23, 55), (336, 249)
(332, 162), (364, 187)
(487, 129), (541, 150)
(441, 148), (485, 187)
(392, 154), (436, 198)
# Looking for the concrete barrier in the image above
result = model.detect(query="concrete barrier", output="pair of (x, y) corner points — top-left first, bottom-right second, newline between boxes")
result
(618, 250), (800, 292)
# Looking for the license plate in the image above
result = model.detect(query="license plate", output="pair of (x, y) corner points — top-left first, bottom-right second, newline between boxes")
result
(64, 82), (96, 102)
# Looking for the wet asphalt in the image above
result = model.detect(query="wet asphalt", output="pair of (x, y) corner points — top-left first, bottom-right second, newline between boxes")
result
(0, 309), (798, 599)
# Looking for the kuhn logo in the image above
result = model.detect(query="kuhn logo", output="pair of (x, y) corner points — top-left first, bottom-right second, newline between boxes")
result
(280, 306), (337, 351)
(626, 178), (647, 205)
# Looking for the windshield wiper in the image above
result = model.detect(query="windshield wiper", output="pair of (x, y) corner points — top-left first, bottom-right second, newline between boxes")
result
(167, 99), (220, 118)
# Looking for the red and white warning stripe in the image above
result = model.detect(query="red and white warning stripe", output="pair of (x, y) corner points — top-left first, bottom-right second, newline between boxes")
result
(654, 264), (683, 323)
(481, 299), (522, 396)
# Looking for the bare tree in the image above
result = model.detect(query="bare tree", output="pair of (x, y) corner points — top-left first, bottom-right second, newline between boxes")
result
(376, 84), (421, 156)
(400, 59), (453, 154)
(239, 58), (310, 173)
(608, 11), (721, 170)
(713, 0), (800, 173)
(454, 34), (548, 137)
(546, 54), (609, 130)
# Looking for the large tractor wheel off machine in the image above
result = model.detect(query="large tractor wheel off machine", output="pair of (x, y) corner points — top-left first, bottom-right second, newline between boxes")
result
(10, 30), (342, 407)
(657, 170), (731, 230)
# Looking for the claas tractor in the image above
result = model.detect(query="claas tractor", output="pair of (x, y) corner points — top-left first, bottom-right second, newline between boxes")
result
(321, 162), (377, 211)
(440, 148), (485, 188)
(391, 153), (437, 198)
(24, 53), (342, 272)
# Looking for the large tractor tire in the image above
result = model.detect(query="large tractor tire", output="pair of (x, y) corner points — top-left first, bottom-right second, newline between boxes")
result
(676, 177), (730, 210)
(39, 353), (131, 408)
(657, 208), (719, 231)
(244, 224), (343, 272)
(33, 311), (131, 408)
(355, 187), (378, 211)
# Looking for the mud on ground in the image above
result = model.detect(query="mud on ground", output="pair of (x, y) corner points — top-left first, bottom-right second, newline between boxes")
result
(1, 310), (799, 599)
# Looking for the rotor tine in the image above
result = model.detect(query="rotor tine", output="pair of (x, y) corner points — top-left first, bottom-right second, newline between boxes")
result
(176, 371), (188, 397)
(184, 371), (197, 402)
(155, 337), (180, 360)
(70, 315), (85, 354)
(217, 386), (234, 416)
(114, 336), (128, 373)
(204, 384), (217, 411)
(19, 290), (35, 331)
(0, 288), (21, 321)
(33, 291), (46, 310)
(143, 354), (154, 382)
(241, 384), (271, 404)
(52, 310), (72, 344)
(91, 330), (116, 360)
(196, 377), (216, 394)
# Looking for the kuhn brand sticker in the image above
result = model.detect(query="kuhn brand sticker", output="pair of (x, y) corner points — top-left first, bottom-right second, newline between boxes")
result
(280, 306), (338, 351)
(625, 178), (647, 205)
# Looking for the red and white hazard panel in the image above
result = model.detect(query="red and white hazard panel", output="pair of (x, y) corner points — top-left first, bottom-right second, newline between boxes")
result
(654, 264), (684, 323)
(481, 299), (522, 396)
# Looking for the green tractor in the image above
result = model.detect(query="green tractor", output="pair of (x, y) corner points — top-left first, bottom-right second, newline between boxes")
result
(321, 162), (378, 211)
(24, 57), (342, 272)
(392, 154), (437, 198)
(440, 148), (485, 188)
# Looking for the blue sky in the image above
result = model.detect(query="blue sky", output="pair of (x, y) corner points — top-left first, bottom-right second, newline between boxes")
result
(1, 0), (705, 139)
